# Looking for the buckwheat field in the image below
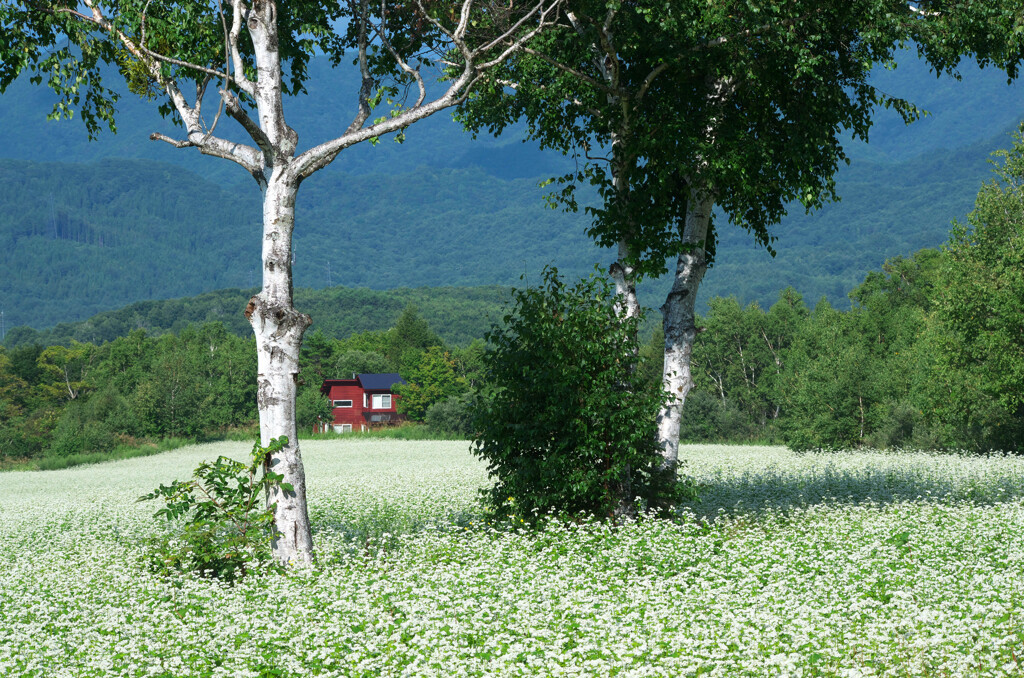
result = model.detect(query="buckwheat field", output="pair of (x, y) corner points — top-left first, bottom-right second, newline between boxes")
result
(3, 441), (1023, 677)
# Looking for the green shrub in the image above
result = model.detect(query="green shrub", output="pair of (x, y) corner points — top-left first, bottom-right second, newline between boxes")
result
(139, 438), (290, 582)
(426, 394), (475, 438)
(473, 268), (677, 521)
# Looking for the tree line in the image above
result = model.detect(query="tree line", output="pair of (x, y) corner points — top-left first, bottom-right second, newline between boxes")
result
(3, 284), (512, 350)
(0, 305), (482, 466)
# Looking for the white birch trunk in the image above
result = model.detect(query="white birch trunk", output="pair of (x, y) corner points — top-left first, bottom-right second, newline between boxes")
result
(244, 1), (313, 566)
(657, 188), (714, 469)
(609, 239), (640, 320)
(245, 173), (314, 566)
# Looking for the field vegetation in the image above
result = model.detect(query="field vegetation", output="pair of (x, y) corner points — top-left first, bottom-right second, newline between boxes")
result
(3, 440), (1023, 677)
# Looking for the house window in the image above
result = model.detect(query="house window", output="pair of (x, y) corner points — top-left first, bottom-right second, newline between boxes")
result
(332, 424), (352, 433)
(372, 393), (392, 409)
(333, 400), (353, 408)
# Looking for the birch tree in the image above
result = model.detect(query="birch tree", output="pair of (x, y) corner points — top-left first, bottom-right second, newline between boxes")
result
(0, 0), (561, 565)
(457, 0), (1023, 470)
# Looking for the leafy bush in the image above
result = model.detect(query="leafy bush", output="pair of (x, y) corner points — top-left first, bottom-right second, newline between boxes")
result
(473, 268), (676, 521)
(47, 402), (118, 458)
(139, 438), (290, 582)
(426, 394), (475, 438)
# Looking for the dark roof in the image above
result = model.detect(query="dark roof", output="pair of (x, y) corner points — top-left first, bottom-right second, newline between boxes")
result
(357, 373), (406, 390)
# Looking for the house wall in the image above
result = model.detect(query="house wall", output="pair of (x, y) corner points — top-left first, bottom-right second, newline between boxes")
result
(326, 381), (365, 430)
(322, 380), (404, 432)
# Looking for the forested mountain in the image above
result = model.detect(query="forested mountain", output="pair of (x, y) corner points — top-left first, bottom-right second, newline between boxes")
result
(2, 285), (511, 348)
(1, 51), (1021, 337)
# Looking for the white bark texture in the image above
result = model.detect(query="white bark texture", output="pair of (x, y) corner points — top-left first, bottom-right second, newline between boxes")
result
(657, 189), (714, 468)
(609, 240), (640, 320)
(236, 2), (313, 566)
(247, 175), (314, 565)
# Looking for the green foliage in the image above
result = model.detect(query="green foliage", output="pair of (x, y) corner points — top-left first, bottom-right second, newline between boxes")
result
(425, 394), (476, 438)
(473, 268), (676, 520)
(5, 282), (510, 350)
(677, 391), (758, 444)
(933, 128), (1024, 450)
(295, 387), (333, 431)
(0, 322), (260, 467)
(395, 347), (466, 422)
(333, 350), (390, 378)
(385, 305), (445, 373)
(139, 437), (291, 582)
(456, 0), (1023, 287)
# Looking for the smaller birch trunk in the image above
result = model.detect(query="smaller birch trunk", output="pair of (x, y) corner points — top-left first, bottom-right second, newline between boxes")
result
(245, 172), (315, 566)
(657, 188), (714, 470)
(609, 239), (640, 321)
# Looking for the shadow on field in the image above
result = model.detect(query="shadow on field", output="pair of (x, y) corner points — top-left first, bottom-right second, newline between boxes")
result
(676, 460), (1024, 521)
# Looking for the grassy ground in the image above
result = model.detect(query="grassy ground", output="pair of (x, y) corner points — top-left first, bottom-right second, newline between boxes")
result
(2, 442), (1023, 677)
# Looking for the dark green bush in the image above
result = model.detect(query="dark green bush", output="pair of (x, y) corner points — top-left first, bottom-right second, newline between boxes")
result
(426, 394), (475, 438)
(473, 268), (678, 521)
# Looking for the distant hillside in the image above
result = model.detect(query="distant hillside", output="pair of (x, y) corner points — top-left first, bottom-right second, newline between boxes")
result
(0, 50), (1022, 336)
(2, 285), (513, 348)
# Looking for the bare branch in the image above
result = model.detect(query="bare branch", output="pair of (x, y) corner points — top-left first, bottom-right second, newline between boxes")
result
(227, 0), (256, 97)
(453, 0), (475, 40)
(197, 0), (233, 140)
(563, 9), (612, 83)
(475, 0), (559, 55)
(293, 0), (565, 180)
(345, 0), (375, 135)
(66, 0), (262, 176)
(635, 63), (669, 103)
(908, 4), (939, 17)
(150, 133), (195, 148)
(371, 0), (428, 106)
(224, 92), (273, 158)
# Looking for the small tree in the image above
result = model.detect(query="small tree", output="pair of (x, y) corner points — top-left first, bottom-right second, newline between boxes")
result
(473, 268), (673, 520)
(395, 347), (466, 421)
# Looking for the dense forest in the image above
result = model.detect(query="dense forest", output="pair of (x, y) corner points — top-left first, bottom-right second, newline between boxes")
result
(1, 54), (1022, 334)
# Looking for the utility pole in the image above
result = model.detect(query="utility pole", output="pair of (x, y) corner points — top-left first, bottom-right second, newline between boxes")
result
(326, 261), (332, 287)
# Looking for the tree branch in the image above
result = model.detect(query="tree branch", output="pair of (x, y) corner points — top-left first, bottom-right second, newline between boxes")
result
(514, 45), (615, 93)
(227, 0), (256, 97)
(224, 92), (274, 159)
(372, 0), (428, 107)
(345, 0), (375, 135)
(292, 0), (564, 180)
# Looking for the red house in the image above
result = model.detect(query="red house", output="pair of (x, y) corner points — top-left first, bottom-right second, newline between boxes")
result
(318, 373), (407, 433)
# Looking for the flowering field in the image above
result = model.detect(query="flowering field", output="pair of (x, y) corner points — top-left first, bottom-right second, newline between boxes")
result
(3, 441), (1024, 677)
